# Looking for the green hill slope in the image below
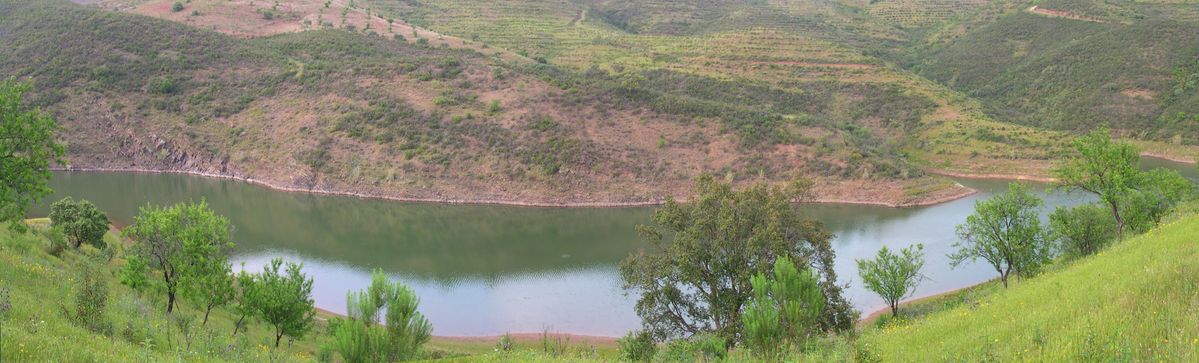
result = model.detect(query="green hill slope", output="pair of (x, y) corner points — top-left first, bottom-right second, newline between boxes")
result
(910, 1), (1199, 142)
(803, 204), (1199, 361)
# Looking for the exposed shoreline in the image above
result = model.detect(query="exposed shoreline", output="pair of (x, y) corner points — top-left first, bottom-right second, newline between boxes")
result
(52, 166), (982, 208)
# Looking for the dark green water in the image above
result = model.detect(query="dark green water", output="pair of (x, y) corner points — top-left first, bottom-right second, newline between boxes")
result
(29, 159), (1196, 336)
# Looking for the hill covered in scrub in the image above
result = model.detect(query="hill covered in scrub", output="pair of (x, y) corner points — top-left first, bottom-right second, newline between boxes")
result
(3, 0), (1199, 207)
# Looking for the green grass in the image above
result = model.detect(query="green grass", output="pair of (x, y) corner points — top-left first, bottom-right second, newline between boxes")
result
(796, 203), (1199, 361)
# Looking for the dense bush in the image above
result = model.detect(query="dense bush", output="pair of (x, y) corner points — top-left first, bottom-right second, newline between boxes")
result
(742, 256), (826, 358)
(1049, 204), (1116, 259)
(617, 330), (656, 362)
(49, 197), (109, 248)
(70, 262), (112, 335)
(328, 269), (432, 362)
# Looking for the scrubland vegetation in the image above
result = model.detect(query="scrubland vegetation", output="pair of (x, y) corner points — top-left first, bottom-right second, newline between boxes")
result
(4, 0), (1199, 361)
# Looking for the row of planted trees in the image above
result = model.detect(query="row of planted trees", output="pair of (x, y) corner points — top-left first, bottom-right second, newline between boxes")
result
(615, 128), (1197, 361)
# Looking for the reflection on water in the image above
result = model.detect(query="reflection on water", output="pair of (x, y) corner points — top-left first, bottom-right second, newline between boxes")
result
(30, 160), (1195, 336)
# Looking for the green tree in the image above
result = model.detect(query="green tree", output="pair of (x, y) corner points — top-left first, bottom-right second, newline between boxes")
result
(330, 269), (432, 362)
(0, 79), (64, 231)
(119, 254), (150, 292)
(1122, 168), (1197, 233)
(1053, 129), (1142, 240)
(254, 258), (316, 347)
(621, 175), (855, 344)
(183, 254), (234, 326)
(49, 197), (109, 248)
(856, 244), (926, 318)
(124, 201), (233, 313)
(230, 268), (258, 337)
(741, 256), (825, 358)
(950, 183), (1050, 288)
(1048, 204), (1117, 259)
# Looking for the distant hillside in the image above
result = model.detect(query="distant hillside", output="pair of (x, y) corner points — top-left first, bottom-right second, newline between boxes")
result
(1, 0), (981, 206)
(909, 0), (1199, 142)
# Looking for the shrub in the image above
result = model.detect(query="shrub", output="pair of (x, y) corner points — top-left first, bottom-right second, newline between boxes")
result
(71, 262), (112, 335)
(742, 256), (825, 357)
(41, 226), (69, 257)
(119, 254), (150, 292)
(618, 330), (656, 362)
(328, 269), (432, 361)
(496, 333), (514, 352)
(1049, 204), (1116, 259)
(171, 2), (184, 12)
(49, 197), (109, 248)
(658, 334), (726, 362)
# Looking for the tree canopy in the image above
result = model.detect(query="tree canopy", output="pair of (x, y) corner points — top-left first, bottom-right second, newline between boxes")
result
(857, 244), (926, 318)
(49, 197), (109, 248)
(950, 183), (1050, 288)
(123, 201), (233, 313)
(0, 78), (64, 231)
(254, 258), (316, 348)
(621, 174), (855, 343)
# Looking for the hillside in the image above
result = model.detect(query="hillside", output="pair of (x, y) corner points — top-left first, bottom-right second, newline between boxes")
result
(908, 0), (1199, 142)
(795, 202), (1199, 361)
(0, 0), (998, 207)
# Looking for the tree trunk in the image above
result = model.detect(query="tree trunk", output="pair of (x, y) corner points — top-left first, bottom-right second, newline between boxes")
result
(890, 303), (899, 318)
(232, 314), (246, 337)
(203, 304), (213, 326)
(166, 289), (176, 313)
(1113, 205), (1125, 241)
(275, 331), (284, 347)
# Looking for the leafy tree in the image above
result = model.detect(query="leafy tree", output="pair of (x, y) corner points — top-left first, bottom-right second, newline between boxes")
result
(119, 254), (150, 292)
(950, 183), (1050, 288)
(621, 175), (855, 343)
(1122, 168), (1197, 233)
(1053, 129), (1142, 240)
(49, 197), (109, 248)
(330, 269), (432, 362)
(856, 244), (926, 318)
(254, 258), (316, 347)
(183, 254), (234, 326)
(0, 79), (64, 231)
(230, 268), (258, 337)
(741, 256), (825, 358)
(124, 201), (233, 313)
(1048, 204), (1117, 259)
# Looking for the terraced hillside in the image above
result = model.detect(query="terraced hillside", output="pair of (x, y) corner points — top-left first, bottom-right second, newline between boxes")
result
(909, 0), (1199, 143)
(2, 0), (992, 206)
(7, 0), (1199, 208)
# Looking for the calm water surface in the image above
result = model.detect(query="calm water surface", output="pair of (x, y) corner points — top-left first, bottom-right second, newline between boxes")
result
(31, 160), (1196, 336)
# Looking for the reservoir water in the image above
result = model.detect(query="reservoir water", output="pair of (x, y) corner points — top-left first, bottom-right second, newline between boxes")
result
(30, 158), (1196, 336)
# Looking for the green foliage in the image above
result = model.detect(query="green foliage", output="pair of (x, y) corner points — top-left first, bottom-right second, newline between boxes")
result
(857, 244), (926, 318)
(621, 175), (855, 343)
(950, 183), (1050, 288)
(70, 262), (111, 335)
(1048, 204), (1116, 259)
(40, 225), (69, 257)
(330, 269), (431, 362)
(252, 258), (316, 347)
(1053, 129), (1142, 240)
(123, 200), (233, 313)
(0, 79), (64, 231)
(1122, 168), (1198, 234)
(171, 2), (184, 13)
(742, 256), (825, 358)
(230, 268), (259, 337)
(181, 248), (234, 326)
(617, 330), (655, 362)
(49, 197), (110, 249)
(118, 254), (150, 292)
(656, 333), (726, 362)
